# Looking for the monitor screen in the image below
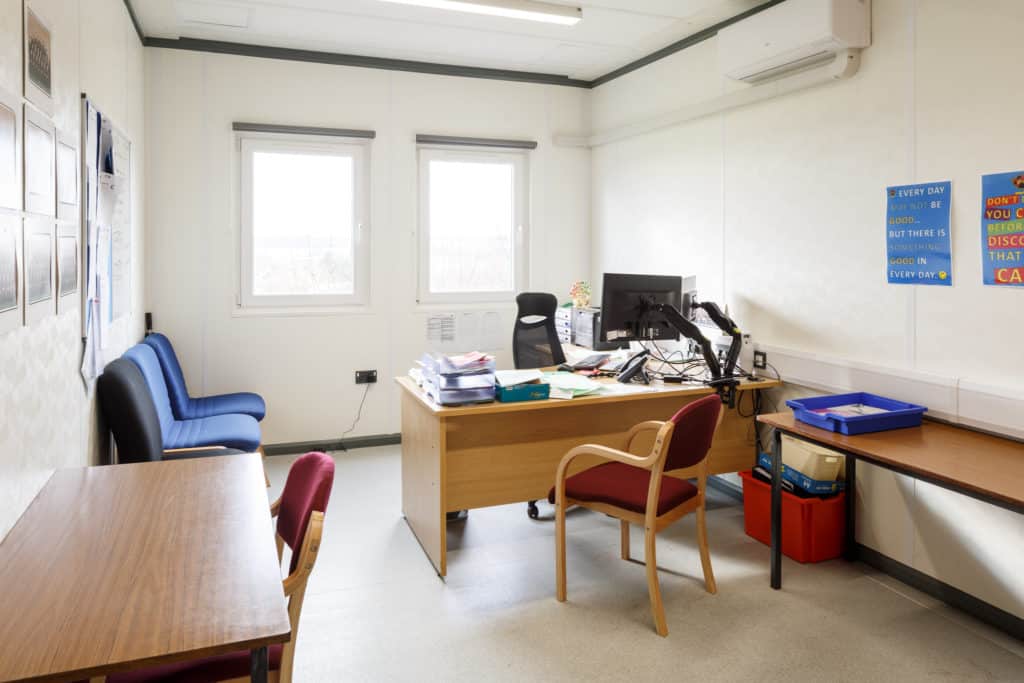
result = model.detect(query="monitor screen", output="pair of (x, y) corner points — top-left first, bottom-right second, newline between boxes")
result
(599, 273), (682, 342)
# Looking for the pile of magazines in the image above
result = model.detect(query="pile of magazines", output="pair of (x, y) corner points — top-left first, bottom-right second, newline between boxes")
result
(419, 351), (496, 406)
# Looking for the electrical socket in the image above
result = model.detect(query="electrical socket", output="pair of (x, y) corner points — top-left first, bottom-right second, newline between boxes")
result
(753, 350), (767, 370)
(355, 370), (378, 384)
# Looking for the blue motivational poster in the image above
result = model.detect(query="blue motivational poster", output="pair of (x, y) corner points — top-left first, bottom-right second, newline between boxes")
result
(885, 181), (952, 285)
(980, 171), (1024, 287)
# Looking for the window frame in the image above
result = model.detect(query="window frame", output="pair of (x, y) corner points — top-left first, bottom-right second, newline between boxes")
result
(238, 131), (371, 309)
(416, 144), (529, 304)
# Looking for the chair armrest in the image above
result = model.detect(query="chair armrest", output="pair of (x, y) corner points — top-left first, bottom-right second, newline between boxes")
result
(625, 421), (666, 453)
(164, 446), (227, 454)
(270, 496), (281, 517)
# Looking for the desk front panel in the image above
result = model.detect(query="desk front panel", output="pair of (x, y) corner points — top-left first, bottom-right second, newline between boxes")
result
(444, 393), (758, 511)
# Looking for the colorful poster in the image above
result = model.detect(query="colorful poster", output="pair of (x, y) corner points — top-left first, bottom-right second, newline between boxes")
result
(886, 181), (952, 285)
(981, 171), (1024, 287)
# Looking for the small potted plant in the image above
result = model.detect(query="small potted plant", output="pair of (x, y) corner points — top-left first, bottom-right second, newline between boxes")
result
(569, 280), (591, 308)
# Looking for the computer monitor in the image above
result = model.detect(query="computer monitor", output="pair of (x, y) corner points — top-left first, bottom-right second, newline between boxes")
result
(599, 273), (683, 343)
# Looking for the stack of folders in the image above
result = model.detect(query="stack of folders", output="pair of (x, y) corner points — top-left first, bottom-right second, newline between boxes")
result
(420, 351), (496, 406)
(495, 369), (550, 402)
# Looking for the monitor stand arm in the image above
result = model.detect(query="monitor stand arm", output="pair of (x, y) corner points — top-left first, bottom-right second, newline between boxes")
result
(649, 302), (743, 407)
(649, 303), (722, 380)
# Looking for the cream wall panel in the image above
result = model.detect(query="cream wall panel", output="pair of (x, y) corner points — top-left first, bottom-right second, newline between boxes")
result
(912, 0), (1024, 386)
(912, 480), (1024, 620)
(0, 1), (145, 539)
(855, 461), (916, 566)
(145, 50), (590, 444)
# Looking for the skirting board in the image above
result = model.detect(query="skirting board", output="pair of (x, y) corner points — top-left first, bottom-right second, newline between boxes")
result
(857, 544), (1024, 640)
(759, 344), (1024, 440)
(264, 433), (400, 456)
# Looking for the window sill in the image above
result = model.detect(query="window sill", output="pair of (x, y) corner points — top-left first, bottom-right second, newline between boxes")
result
(231, 304), (374, 318)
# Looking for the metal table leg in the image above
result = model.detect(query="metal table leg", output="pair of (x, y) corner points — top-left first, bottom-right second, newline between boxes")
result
(845, 454), (858, 561)
(770, 429), (782, 589)
(251, 646), (268, 683)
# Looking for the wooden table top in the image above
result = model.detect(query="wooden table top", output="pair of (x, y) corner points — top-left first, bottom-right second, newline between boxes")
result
(396, 374), (781, 418)
(0, 453), (291, 683)
(758, 412), (1024, 509)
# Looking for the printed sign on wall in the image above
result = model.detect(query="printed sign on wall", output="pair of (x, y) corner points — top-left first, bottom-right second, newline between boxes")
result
(886, 181), (952, 285)
(981, 171), (1024, 287)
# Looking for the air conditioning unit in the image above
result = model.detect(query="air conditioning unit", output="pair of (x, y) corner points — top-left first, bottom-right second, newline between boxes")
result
(718, 0), (871, 83)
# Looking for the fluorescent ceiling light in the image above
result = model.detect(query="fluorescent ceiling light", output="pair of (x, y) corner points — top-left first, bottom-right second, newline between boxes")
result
(377, 0), (582, 26)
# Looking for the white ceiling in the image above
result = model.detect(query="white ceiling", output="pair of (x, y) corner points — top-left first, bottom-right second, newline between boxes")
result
(130, 0), (766, 81)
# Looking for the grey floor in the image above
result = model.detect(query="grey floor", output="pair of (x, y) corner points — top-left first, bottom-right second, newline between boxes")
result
(265, 446), (1024, 682)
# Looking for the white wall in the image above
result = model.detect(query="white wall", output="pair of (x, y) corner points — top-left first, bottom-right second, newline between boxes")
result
(0, 0), (146, 537)
(589, 0), (1024, 619)
(145, 50), (590, 444)
(590, 0), (1024, 411)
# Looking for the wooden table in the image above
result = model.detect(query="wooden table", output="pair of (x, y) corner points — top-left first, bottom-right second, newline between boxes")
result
(398, 375), (780, 576)
(756, 413), (1024, 591)
(0, 453), (290, 683)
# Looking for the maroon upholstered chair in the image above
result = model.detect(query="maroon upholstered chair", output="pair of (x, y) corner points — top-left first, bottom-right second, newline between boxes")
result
(548, 394), (722, 636)
(105, 452), (335, 683)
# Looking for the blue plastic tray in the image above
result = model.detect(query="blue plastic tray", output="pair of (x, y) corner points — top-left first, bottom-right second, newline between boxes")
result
(786, 392), (927, 435)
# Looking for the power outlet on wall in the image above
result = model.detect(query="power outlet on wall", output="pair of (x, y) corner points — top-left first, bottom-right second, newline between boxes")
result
(355, 370), (378, 384)
(753, 350), (767, 370)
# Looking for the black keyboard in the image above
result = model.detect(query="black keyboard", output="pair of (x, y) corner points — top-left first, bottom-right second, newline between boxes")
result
(572, 353), (611, 370)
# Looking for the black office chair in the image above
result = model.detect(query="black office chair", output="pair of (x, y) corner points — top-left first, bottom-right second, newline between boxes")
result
(513, 292), (566, 519)
(513, 292), (566, 370)
(97, 358), (244, 464)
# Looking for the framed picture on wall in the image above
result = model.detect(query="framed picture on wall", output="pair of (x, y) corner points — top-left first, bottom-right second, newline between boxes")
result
(56, 225), (77, 314)
(23, 3), (53, 116)
(0, 86), (21, 211)
(0, 214), (21, 336)
(23, 103), (54, 216)
(24, 217), (53, 324)
(56, 131), (77, 220)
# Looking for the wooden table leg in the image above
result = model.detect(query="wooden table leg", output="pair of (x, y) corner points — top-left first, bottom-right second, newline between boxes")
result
(770, 429), (782, 589)
(251, 646), (268, 683)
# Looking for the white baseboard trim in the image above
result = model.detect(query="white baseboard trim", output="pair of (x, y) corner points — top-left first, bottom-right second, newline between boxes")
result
(758, 344), (1024, 440)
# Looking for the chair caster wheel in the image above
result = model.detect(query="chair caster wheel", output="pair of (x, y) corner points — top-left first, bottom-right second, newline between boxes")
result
(527, 501), (539, 519)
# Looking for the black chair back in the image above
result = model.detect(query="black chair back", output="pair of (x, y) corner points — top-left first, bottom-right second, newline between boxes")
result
(512, 292), (566, 369)
(97, 358), (165, 463)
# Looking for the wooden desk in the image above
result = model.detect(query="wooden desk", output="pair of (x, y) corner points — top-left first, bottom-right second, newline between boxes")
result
(0, 454), (290, 683)
(756, 413), (1024, 592)
(398, 375), (780, 576)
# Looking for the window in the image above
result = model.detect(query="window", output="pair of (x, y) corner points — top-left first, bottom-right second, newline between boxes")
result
(240, 133), (369, 308)
(418, 146), (528, 303)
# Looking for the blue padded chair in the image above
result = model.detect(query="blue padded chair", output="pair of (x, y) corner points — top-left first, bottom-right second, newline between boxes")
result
(143, 332), (266, 422)
(124, 344), (262, 453)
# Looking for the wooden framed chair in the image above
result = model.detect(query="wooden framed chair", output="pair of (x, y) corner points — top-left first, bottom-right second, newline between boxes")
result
(549, 394), (722, 637)
(103, 452), (335, 683)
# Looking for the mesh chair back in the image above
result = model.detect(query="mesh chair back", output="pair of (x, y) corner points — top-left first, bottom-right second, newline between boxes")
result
(513, 292), (566, 369)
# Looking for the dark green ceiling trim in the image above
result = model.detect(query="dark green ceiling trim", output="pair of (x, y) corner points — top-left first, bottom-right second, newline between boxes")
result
(122, 0), (145, 45)
(589, 0), (787, 87)
(125, 0), (786, 89)
(144, 37), (593, 88)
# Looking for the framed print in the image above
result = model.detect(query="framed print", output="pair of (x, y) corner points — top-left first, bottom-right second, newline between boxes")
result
(23, 103), (54, 216)
(23, 3), (53, 116)
(0, 214), (21, 336)
(56, 225), (76, 314)
(24, 217), (53, 324)
(0, 87), (20, 210)
(56, 131), (77, 220)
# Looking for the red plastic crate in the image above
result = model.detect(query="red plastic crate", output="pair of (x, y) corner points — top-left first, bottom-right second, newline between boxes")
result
(739, 470), (845, 563)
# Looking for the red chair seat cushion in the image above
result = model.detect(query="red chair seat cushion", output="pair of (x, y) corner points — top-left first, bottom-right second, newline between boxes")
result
(547, 461), (698, 516)
(104, 644), (282, 683)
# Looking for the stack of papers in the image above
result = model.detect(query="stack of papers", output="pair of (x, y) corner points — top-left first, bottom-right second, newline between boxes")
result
(811, 403), (889, 417)
(420, 352), (496, 406)
(543, 372), (602, 400)
(495, 369), (544, 387)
